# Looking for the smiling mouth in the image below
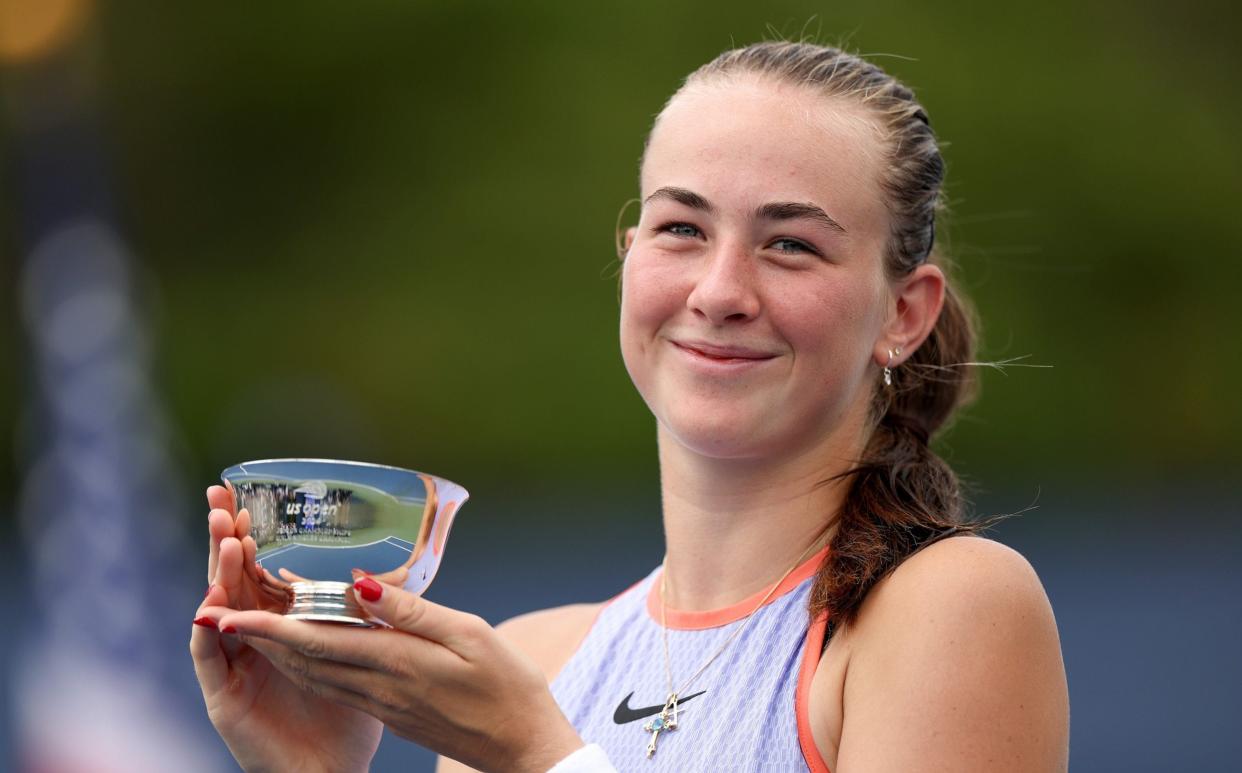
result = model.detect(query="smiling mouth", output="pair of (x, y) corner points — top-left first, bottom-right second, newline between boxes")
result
(671, 341), (777, 363)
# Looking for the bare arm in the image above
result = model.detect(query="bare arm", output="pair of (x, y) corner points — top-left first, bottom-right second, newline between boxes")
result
(831, 536), (1069, 773)
(437, 603), (602, 773)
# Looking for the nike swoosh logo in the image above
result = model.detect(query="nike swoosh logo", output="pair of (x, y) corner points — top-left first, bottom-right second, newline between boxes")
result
(612, 690), (707, 724)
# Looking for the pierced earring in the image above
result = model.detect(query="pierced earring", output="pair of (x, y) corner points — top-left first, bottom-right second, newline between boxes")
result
(884, 349), (895, 386)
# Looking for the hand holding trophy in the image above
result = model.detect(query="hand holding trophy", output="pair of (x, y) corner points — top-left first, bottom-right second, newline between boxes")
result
(193, 527), (384, 773)
(191, 461), (579, 772)
(193, 460), (462, 772)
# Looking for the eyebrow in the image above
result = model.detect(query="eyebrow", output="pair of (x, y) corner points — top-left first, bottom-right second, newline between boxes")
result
(756, 201), (847, 235)
(643, 186), (847, 235)
(644, 186), (714, 212)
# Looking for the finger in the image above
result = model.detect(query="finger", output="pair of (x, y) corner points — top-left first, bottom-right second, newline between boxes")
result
(200, 592), (249, 660)
(233, 509), (258, 584)
(189, 608), (227, 693)
(278, 567), (312, 584)
(215, 537), (246, 608)
(218, 608), (447, 676)
(206, 484), (236, 516)
(241, 535), (259, 583)
(235, 507), (251, 541)
(201, 583), (229, 610)
(256, 563), (293, 598)
(357, 566), (409, 587)
(242, 634), (381, 708)
(218, 609), (391, 670)
(198, 602), (245, 621)
(353, 577), (489, 655)
(207, 508), (235, 584)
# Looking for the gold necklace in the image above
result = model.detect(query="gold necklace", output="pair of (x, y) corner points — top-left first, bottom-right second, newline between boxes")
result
(643, 535), (829, 759)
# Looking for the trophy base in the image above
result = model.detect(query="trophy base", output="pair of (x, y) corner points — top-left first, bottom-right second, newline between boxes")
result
(286, 581), (374, 626)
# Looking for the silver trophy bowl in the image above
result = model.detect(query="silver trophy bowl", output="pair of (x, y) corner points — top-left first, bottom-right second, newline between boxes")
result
(221, 458), (468, 625)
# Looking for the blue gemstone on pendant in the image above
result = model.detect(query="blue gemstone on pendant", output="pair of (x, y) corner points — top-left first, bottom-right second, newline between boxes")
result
(652, 718), (665, 730)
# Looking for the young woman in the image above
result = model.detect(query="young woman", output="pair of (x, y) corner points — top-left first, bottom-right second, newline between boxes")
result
(193, 41), (1069, 772)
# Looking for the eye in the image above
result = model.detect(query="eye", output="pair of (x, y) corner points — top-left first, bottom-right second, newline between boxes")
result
(769, 237), (818, 256)
(654, 222), (702, 239)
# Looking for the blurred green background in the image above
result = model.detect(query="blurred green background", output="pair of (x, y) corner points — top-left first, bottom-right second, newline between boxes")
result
(6, 0), (1241, 509)
(3, 2), (1242, 770)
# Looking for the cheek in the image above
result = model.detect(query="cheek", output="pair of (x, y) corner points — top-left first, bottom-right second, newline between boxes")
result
(618, 251), (698, 418)
(777, 274), (884, 377)
(619, 253), (685, 355)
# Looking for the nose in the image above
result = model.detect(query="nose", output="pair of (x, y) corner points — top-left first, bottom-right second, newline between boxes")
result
(685, 239), (761, 325)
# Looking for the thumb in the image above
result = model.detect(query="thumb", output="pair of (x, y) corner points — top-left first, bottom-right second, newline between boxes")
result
(353, 577), (490, 655)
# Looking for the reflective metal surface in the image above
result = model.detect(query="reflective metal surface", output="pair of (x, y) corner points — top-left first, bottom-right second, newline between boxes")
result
(220, 459), (468, 625)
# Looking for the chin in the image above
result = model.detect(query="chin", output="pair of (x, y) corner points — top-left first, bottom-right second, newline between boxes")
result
(657, 409), (787, 461)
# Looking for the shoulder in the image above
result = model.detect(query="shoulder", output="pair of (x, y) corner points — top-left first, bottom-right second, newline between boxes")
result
(862, 533), (1052, 620)
(829, 535), (1069, 772)
(852, 534), (1064, 680)
(495, 602), (605, 685)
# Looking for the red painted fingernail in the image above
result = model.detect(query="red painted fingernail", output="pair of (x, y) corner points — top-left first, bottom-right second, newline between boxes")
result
(354, 577), (382, 602)
(193, 616), (217, 629)
(221, 625), (237, 634)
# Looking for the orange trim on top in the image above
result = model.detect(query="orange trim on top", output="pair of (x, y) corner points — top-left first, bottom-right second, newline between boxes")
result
(645, 545), (830, 630)
(796, 610), (833, 773)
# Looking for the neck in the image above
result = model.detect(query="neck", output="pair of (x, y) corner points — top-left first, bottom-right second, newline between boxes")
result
(656, 422), (862, 611)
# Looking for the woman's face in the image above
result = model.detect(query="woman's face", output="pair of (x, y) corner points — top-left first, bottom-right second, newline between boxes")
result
(619, 76), (895, 461)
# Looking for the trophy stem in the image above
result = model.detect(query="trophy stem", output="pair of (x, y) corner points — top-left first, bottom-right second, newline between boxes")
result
(287, 581), (374, 626)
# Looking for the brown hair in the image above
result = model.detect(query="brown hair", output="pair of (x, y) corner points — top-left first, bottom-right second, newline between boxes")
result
(655, 41), (993, 628)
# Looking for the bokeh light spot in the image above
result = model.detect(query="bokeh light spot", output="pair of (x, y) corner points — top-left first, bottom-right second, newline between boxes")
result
(0, 0), (90, 63)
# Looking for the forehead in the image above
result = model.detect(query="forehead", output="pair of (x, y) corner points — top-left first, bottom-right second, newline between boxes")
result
(642, 77), (890, 239)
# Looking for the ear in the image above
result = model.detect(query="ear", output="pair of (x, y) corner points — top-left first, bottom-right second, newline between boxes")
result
(615, 226), (637, 261)
(873, 263), (945, 367)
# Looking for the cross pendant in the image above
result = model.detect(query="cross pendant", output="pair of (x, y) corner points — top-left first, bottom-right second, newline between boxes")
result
(643, 694), (679, 759)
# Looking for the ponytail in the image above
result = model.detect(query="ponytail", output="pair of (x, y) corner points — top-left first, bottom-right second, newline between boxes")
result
(808, 276), (996, 628)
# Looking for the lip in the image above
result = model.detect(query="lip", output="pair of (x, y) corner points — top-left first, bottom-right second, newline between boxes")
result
(670, 339), (779, 364)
